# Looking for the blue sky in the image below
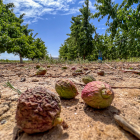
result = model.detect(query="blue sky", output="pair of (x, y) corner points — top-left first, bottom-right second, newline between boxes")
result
(1, 0), (123, 60)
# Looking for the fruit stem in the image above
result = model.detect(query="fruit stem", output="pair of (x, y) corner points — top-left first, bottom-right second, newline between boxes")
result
(53, 117), (68, 129)
(106, 89), (112, 95)
(101, 89), (112, 99)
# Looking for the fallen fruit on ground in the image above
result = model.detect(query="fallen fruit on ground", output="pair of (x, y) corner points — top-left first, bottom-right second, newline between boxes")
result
(36, 65), (40, 69)
(82, 75), (96, 84)
(81, 81), (114, 109)
(55, 79), (79, 99)
(71, 67), (76, 70)
(83, 67), (88, 70)
(62, 66), (67, 69)
(36, 68), (47, 75)
(75, 69), (82, 72)
(15, 86), (68, 134)
(97, 70), (105, 76)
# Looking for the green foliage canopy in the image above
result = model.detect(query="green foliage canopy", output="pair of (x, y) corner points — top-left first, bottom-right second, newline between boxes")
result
(0, 0), (48, 62)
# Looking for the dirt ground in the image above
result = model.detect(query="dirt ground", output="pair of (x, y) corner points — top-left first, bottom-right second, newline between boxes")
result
(0, 62), (140, 140)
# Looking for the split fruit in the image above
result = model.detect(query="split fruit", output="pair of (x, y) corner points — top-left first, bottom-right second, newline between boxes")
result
(82, 75), (96, 84)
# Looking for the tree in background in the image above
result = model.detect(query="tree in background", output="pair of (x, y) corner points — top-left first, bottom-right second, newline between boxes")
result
(59, 0), (96, 60)
(79, 0), (96, 59)
(92, 0), (140, 58)
(0, 0), (48, 63)
(29, 37), (48, 61)
(67, 15), (82, 59)
(9, 16), (34, 63)
(0, 1), (20, 53)
(59, 42), (68, 60)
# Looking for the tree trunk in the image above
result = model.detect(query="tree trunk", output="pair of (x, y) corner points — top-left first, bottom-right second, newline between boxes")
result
(83, 55), (85, 60)
(19, 53), (23, 63)
(31, 58), (34, 61)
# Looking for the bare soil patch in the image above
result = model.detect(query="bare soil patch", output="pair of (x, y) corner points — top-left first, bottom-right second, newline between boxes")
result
(0, 62), (140, 140)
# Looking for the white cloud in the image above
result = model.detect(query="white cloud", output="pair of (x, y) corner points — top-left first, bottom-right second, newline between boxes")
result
(3, 0), (78, 23)
(78, 0), (84, 4)
(32, 17), (43, 23)
(62, 7), (80, 15)
(23, 20), (32, 24)
(89, 1), (96, 11)
(3, 0), (96, 24)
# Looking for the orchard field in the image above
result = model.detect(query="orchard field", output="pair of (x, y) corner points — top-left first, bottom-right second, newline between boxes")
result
(0, 61), (140, 140)
(1, 0), (140, 139)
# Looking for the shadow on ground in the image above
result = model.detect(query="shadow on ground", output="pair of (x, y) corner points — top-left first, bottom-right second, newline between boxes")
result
(84, 105), (138, 140)
(84, 105), (120, 125)
(60, 98), (79, 107)
(13, 125), (69, 140)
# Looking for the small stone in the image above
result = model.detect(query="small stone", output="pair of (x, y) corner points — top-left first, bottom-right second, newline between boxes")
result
(32, 79), (39, 82)
(72, 72), (83, 76)
(79, 106), (82, 109)
(85, 70), (91, 75)
(38, 82), (46, 85)
(18, 64), (24, 67)
(1, 120), (6, 125)
(16, 72), (22, 77)
(80, 101), (84, 104)
(20, 77), (26, 82)
(71, 67), (76, 70)
(0, 74), (3, 77)
(83, 67), (88, 70)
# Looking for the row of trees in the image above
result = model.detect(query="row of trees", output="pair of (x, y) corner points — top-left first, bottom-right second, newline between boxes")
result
(59, 0), (140, 60)
(0, 0), (48, 63)
(59, 0), (96, 60)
